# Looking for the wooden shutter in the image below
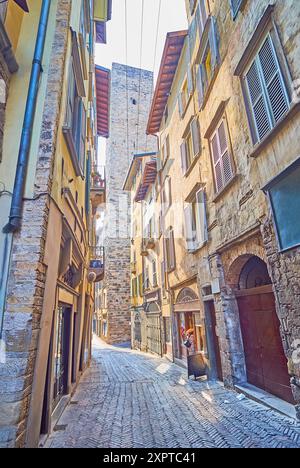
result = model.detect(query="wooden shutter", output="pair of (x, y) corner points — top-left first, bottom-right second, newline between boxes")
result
(178, 93), (184, 117)
(245, 59), (271, 143)
(167, 177), (172, 209)
(184, 205), (195, 251)
(66, 63), (76, 128)
(169, 229), (176, 270)
(85, 152), (91, 214)
(258, 35), (289, 125)
(161, 261), (166, 296)
(187, 66), (193, 96)
(195, 64), (204, 110)
(211, 120), (234, 192)
(79, 102), (87, 171)
(199, 0), (208, 35)
(230, 0), (243, 18)
(139, 274), (143, 297)
(180, 142), (188, 175)
(191, 118), (201, 157)
(195, 189), (208, 246)
(209, 16), (219, 72)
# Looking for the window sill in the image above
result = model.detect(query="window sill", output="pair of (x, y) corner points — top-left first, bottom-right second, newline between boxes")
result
(187, 241), (207, 255)
(62, 126), (84, 178)
(250, 102), (300, 159)
(212, 174), (240, 203)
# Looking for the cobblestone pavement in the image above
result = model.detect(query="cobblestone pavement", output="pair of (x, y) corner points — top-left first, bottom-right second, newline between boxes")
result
(44, 336), (300, 449)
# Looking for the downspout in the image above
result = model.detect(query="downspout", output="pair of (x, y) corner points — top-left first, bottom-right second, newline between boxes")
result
(3, 0), (51, 234)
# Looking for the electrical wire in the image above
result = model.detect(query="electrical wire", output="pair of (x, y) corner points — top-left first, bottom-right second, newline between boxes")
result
(124, 0), (130, 166)
(135, 0), (145, 155)
(146, 0), (162, 151)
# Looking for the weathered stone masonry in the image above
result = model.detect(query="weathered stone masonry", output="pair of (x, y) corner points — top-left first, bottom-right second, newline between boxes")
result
(103, 63), (156, 344)
(0, 0), (72, 448)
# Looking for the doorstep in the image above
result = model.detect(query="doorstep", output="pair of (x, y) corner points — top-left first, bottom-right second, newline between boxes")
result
(235, 383), (298, 421)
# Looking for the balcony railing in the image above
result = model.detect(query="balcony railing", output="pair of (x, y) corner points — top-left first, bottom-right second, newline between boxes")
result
(89, 246), (105, 282)
(91, 165), (106, 190)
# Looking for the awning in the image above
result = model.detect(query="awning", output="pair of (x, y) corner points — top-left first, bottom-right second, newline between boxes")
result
(146, 30), (187, 135)
(95, 65), (110, 138)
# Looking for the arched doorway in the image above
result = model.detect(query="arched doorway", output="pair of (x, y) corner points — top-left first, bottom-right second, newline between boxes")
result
(235, 256), (294, 403)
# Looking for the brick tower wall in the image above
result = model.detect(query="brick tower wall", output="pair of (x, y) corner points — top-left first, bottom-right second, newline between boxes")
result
(104, 63), (156, 344)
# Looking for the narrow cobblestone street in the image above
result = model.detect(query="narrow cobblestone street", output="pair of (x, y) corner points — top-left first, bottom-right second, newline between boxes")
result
(44, 336), (300, 449)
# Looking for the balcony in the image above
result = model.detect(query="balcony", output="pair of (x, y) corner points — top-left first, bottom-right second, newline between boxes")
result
(90, 165), (106, 214)
(88, 246), (105, 282)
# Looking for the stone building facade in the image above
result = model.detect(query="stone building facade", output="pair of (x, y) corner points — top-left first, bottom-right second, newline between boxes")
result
(97, 63), (157, 344)
(139, 0), (300, 418)
(0, 0), (112, 447)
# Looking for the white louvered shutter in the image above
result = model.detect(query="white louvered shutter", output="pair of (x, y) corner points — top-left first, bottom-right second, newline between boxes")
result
(209, 16), (219, 72)
(184, 205), (194, 251)
(245, 34), (289, 144)
(191, 118), (201, 157)
(178, 93), (184, 117)
(180, 142), (188, 175)
(195, 190), (208, 246)
(245, 60), (271, 143)
(258, 35), (289, 125)
(218, 121), (233, 186)
(195, 64), (204, 110)
(199, 0), (208, 33)
(187, 66), (193, 96)
(211, 120), (233, 192)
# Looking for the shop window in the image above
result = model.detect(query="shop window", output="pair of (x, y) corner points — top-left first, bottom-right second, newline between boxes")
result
(180, 118), (201, 175)
(184, 189), (208, 252)
(264, 159), (300, 251)
(210, 117), (234, 193)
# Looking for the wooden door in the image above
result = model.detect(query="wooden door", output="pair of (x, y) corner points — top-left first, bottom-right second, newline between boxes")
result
(238, 292), (294, 404)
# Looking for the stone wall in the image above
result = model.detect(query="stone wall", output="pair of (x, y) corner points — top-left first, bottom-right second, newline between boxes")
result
(0, 0), (72, 448)
(103, 63), (156, 344)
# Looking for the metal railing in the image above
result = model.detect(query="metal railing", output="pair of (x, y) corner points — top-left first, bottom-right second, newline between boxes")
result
(91, 165), (106, 190)
(90, 246), (105, 269)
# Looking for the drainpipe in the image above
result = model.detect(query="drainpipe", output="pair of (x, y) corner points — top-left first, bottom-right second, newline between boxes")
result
(3, 0), (51, 234)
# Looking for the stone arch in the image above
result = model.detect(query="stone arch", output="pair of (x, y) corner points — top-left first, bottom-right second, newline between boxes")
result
(176, 287), (198, 304)
(226, 249), (268, 290)
(239, 256), (271, 290)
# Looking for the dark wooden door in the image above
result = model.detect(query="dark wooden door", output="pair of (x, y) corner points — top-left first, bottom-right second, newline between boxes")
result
(238, 292), (294, 404)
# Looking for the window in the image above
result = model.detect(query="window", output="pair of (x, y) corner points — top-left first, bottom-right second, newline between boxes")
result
(264, 159), (300, 251)
(230, 0), (244, 19)
(180, 118), (201, 175)
(165, 228), (176, 272)
(210, 118), (234, 193)
(184, 189), (208, 252)
(138, 273), (144, 297)
(162, 177), (172, 213)
(195, 17), (219, 109)
(63, 34), (86, 176)
(131, 278), (138, 298)
(196, 0), (208, 39)
(161, 260), (166, 298)
(189, 0), (197, 15)
(243, 33), (290, 145)
(152, 260), (158, 287)
(144, 266), (150, 291)
(161, 135), (170, 166)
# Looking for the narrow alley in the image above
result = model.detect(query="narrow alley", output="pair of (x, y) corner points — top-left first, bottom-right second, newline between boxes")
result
(44, 336), (300, 449)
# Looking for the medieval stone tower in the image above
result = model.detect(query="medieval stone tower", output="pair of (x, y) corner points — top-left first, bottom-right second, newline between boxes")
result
(102, 63), (156, 344)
